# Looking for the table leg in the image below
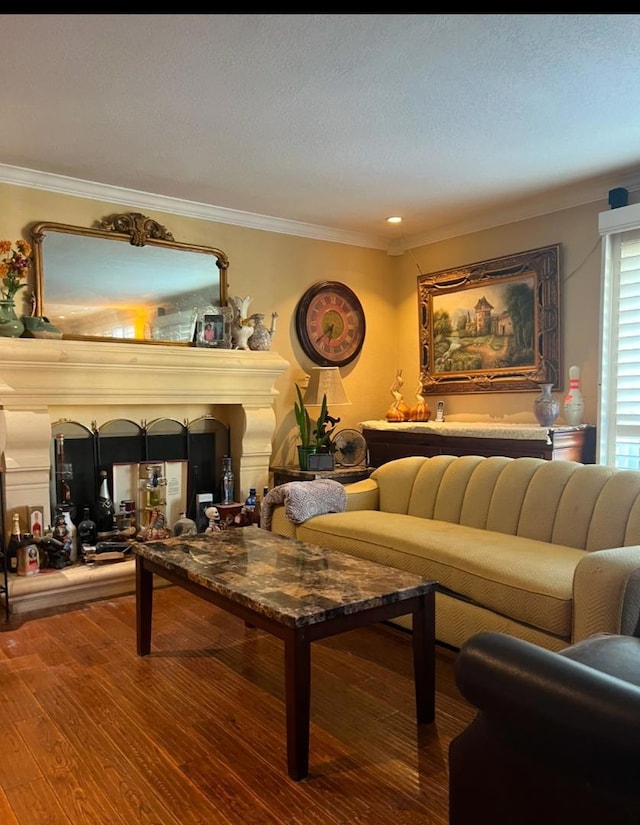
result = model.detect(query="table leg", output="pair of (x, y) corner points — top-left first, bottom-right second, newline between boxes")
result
(136, 555), (154, 656)
(284, 629), (311, 780)
(412, 590), (435, 723)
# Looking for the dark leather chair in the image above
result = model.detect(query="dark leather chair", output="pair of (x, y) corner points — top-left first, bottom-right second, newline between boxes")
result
(449, 631), (640, 825)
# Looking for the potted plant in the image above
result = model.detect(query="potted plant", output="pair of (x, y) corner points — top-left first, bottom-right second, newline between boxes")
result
(294, 384), (337, 469)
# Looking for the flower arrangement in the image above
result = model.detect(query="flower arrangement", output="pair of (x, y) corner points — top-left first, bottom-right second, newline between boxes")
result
(0, 239), (31, 301)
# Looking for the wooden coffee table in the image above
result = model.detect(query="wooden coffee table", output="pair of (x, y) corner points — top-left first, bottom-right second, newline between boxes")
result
(133, 526), (436, 780)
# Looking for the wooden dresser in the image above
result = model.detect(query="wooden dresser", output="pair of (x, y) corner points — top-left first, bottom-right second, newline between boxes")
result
(360, 421), (597, 467)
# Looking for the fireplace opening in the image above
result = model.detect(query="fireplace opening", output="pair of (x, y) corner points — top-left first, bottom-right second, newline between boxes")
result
(50, 415), (230, 539)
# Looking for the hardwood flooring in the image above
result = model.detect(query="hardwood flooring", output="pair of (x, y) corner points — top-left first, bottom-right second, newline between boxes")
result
(0, 585), (475, 824)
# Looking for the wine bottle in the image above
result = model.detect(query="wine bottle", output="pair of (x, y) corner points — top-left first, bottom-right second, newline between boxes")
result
(77, 506), (97, 559)
(96, 470), (116, 535)
(54, 432), (75, 518)
(222, 457), (234, 505)
(7, 512), (23, 574)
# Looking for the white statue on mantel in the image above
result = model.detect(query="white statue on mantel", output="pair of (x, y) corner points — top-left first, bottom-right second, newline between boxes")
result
(229, 295), (253, 325)
(229, 295), (255, 349)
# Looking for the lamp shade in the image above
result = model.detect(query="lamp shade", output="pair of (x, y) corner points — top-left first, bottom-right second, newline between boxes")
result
(303, 367), (351, 406)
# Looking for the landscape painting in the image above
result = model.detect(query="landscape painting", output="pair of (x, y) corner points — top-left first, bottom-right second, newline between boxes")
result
(417, 245), (560, 394)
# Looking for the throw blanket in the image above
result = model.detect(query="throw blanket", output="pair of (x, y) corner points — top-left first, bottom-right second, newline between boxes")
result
(261, 479), (347, 531)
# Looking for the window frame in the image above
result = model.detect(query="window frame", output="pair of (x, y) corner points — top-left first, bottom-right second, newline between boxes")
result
(598, 203), (640, 467)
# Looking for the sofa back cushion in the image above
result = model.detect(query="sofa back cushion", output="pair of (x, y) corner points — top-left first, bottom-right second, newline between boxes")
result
(370, 454), (640, 551)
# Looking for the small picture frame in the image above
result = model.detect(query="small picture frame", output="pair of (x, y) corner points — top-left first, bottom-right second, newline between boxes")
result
(195, 306), (233, 349)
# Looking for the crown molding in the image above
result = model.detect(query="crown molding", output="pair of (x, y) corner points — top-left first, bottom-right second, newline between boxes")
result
(389, 167), (640, 255)
(5, 161), (640, 258)
(0, 163), (388, 251)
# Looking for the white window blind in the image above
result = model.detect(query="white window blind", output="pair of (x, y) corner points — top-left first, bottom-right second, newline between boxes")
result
(599, 205), (640, 468)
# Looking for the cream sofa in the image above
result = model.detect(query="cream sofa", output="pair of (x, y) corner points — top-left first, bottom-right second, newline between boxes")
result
(269, 454), (640, 652)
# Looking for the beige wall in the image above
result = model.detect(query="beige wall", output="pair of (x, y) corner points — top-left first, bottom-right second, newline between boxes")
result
(394, 200), (605, 425)
(0, 181), (605, 465)
(0, 183), (395, 465)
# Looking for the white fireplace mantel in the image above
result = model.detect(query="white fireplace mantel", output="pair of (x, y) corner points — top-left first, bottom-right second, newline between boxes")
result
(0, 337), (289, 615)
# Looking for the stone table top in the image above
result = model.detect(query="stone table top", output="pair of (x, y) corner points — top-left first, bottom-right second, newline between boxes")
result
(132, 526), (433, 628)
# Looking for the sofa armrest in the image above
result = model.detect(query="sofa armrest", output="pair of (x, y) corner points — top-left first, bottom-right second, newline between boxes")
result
(573, 545), (640, 641)
(269, 505), (297, 537)
(455, 631), (640, 770)
(344, 477), (379, 511)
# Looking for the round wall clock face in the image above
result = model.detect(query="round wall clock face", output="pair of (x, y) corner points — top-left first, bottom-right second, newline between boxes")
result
(295, 281), (366, 367)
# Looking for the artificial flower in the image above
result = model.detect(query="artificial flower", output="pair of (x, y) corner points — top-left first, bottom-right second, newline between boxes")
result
(0, 239), (31, 301)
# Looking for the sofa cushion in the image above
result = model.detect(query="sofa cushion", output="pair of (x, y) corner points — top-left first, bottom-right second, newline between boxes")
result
(370, 455), (640, 552)
(295, 510), (585, 638)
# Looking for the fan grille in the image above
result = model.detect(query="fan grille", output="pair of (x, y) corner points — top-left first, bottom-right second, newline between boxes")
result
(332, 428), (367, 466)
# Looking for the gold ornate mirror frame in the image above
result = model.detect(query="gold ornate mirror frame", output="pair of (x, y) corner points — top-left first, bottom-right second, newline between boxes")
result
(31, 212), (229, 345)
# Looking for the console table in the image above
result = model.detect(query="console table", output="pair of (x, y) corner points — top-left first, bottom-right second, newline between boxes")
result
(360, 421), (597, 467)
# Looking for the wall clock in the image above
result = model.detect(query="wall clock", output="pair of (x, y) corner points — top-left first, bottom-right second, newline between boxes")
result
(295, 281), (366, 367)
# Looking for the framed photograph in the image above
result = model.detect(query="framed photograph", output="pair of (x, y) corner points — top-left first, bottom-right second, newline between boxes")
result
(194, 306), (233, 349)
(417, 244), (560, 394)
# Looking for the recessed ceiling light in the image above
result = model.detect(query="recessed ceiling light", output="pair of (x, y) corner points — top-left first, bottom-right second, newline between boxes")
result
(386, 216), (402, 224)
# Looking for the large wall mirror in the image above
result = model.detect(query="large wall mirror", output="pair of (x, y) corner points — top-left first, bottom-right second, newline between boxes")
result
(31, 212), (229, 344)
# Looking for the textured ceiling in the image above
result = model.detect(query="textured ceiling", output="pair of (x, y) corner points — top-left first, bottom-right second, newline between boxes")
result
(3, 14), (640, 248)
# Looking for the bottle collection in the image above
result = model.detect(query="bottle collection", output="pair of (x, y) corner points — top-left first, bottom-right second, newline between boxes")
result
(6, 453), (270, 574)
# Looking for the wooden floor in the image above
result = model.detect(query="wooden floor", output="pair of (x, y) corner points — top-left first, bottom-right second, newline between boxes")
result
(0, 585), (475, 825)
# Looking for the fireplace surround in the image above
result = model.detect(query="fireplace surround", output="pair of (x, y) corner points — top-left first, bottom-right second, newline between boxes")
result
(0, 337), (288, 614)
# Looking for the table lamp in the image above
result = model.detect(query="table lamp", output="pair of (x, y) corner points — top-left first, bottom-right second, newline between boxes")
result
(303, 367), (351, 469)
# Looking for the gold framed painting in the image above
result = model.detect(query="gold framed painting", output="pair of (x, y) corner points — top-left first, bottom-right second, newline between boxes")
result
(417, 244), (560, 394)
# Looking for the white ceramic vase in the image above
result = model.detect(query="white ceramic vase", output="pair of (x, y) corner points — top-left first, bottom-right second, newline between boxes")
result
(232, 323), (254, 350)
(533, 383), (560, 427)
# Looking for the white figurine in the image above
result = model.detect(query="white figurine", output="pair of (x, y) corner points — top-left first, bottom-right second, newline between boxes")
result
(204, 505), (222, 533)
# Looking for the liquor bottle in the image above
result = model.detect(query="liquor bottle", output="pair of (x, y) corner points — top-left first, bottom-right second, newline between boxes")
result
(245, 487), (257, 523)
(222, 457), (234, 505)
(30, 510), (43, 540)
(77, 506), (97, 558)
(17, 533), (39, 577)
(57, 504), (78, 563)
(96, 470), (116, 535)
(145, 464), (166, 508)
(7, 512), (23, 574)
(563, 365), (585, 426)
(54, 432), (75, 518)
